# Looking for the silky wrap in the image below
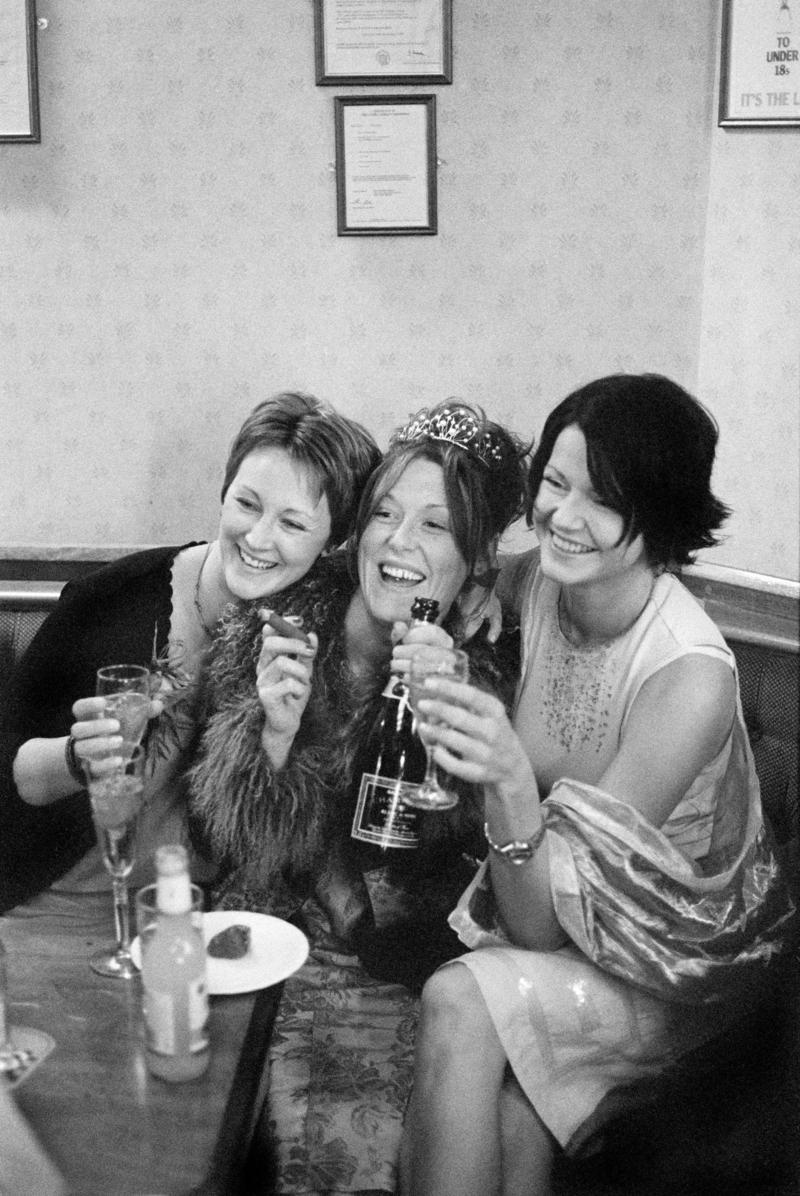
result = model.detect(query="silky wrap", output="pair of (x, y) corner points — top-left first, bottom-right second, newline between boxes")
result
(450, 755), (794, 1005)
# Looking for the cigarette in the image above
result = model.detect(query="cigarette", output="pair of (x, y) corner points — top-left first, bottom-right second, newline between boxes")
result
(262, 609), (311, 644)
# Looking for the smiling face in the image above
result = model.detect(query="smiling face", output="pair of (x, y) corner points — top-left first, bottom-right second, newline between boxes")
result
(533, 425), (648, 590)
(217, 447), (332, 602)
(356, 457), (470, 627)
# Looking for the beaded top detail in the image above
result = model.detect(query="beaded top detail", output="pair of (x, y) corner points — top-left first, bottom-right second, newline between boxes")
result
(390, 404), (505, 467)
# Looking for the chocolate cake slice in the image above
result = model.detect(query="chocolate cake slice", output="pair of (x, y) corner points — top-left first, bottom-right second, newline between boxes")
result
(207, 923), (252, 959)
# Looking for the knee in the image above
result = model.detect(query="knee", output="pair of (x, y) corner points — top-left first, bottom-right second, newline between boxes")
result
(418, 963), (492, 1048)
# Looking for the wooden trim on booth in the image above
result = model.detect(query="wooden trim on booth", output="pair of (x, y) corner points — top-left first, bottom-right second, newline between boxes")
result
(0, 548), (798, 652)
(681, 563), (799, 654)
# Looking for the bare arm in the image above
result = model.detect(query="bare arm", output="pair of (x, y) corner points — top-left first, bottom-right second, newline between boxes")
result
(13, 737), (81, 806)
(416, 652), (736, 951)
(14, 694), (158, 807)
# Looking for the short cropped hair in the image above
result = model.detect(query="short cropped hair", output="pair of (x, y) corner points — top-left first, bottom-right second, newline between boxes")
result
(352, 400), (530, 576)
(526, 374), (730, 569)
(222, 391), (381, 547)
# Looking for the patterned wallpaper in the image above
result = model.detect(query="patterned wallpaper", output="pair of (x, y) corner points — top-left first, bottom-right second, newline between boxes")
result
(0, 1), (797, 579)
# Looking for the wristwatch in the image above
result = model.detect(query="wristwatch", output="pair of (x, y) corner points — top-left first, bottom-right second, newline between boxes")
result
(484, 821), (545, 866)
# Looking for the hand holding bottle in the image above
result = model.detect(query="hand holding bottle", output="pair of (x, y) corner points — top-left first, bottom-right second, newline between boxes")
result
(351, 597), (441, 854)
(390, 618), (454, 685)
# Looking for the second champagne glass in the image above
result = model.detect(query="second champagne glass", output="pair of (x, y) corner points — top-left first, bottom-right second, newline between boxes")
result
(96, 664), (151, 754)
(406, 647), (469, 811)
(84, 746), (145, 978)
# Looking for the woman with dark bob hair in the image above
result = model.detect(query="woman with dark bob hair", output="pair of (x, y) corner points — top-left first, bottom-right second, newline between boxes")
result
(525, 371), (729, 569)
(399, 375), (795, 1195)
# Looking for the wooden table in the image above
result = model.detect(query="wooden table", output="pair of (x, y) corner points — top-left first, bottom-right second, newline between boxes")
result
(1, 895), (281, 1195)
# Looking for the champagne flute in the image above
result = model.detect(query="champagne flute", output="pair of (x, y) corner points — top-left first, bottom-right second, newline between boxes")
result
(84, 747), (145, 978)
(96, 664), (151, 754)
(405, 647), (469, 811)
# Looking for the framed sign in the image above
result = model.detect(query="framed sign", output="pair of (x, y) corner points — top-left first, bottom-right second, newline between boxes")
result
(334, 95), (437, 236)
(0, 0), (40, 142)
(719, 0), (800, 127)
(315, 0), (452, 86)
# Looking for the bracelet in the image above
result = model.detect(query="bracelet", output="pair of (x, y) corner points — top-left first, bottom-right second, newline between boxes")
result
(484, 820), (545, 866)
(64, 736), (84, 786)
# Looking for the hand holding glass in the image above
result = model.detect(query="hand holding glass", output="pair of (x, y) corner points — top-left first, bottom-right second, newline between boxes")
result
(95, 664), (151, 753)
(406, 648), (469, 811)
(85, 746), (145, 978)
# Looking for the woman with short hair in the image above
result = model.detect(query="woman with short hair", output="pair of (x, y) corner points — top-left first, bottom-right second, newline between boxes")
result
(0, 391), (380, 910)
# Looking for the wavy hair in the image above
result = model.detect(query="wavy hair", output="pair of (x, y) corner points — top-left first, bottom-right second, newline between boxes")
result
(350, 400), (531, 578)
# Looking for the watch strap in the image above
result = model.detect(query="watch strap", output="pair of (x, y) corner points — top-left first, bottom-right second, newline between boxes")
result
(484, 820), (545, 865)
(65, 735), (85, 786)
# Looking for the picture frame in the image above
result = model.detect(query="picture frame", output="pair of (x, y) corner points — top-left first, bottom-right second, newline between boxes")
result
(314, 0), (452, 86)
(719, 0), (800, 127)
(0, 0), (40, 142)
(334, 95), (437, 236)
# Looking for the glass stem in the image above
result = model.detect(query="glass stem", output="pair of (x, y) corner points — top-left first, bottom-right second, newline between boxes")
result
(423, 745), (438, 787)
(112, 877), (131, 956)
(0, 946), (8, 1050)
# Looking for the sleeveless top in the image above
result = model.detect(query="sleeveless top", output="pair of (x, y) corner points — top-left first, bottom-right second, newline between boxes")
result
(513, 564), (737, 863)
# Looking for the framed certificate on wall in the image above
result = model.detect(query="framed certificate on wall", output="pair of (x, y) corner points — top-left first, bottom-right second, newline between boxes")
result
(315, 0), (452, 86)
(334, 95), (437, 235)
(0, 0), (40, 142)
(719, 0), (800, 127)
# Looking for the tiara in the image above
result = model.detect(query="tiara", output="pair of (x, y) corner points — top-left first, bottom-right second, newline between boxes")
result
(390, 405), (504, 467)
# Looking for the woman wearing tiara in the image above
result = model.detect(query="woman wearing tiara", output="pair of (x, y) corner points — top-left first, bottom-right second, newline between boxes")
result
(188, 400), (530, 1193)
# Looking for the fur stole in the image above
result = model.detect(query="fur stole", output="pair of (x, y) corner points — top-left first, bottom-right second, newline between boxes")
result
(187, 551), (521, 928)
(187, 555), (357, 911)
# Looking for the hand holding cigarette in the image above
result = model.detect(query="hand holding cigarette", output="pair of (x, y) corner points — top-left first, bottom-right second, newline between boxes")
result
(259, 608), (312, 646)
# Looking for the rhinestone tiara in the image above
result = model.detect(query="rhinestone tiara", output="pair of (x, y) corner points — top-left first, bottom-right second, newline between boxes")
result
(390, 404), (504, 467)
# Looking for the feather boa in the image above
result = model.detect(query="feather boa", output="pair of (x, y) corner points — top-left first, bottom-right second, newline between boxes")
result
(188, 557), (355, 901)
(188, 552), (520, 927)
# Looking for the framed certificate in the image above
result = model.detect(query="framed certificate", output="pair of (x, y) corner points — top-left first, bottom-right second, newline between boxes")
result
(334, 95), (437, 236)
(315, 0), (452, 86)
(719, 0), (800, 127)
(0, 0), (40, 142)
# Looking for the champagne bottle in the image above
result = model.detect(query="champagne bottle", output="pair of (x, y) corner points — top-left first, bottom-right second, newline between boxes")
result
(350, 597), (439, 854)
(140, 844), (210, 1082)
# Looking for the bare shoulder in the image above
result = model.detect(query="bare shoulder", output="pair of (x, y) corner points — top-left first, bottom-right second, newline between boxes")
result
(496, 548), (540, 616)
(604, 653), (738, 825)
(626, 653), (737, 774)
(638, 652), (736, 719)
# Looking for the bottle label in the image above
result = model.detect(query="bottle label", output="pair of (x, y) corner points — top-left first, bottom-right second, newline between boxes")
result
(156, 873), (193, 916)
(143, 975), (209, 1056)
(351, 773), (421, 849)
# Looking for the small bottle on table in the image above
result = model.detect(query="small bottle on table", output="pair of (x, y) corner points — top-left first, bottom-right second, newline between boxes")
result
(139, 844), (210, 1082)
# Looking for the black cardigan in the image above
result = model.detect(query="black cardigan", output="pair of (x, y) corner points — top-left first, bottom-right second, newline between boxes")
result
(0, 544), (199, 911)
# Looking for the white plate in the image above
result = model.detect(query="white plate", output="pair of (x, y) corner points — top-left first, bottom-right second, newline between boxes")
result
(1, 1027), (56, 1089)
(130, 910), (309, 995)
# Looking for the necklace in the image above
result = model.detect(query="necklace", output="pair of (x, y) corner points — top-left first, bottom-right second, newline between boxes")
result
(193, 544), (217, 639)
